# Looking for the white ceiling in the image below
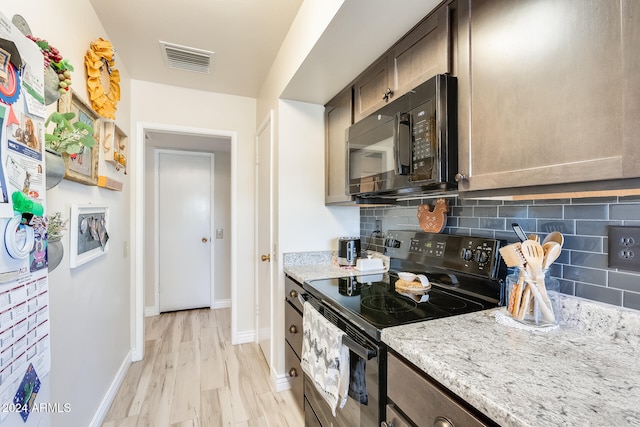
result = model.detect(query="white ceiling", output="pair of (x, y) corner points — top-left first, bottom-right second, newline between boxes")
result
(89, 0), (304, 99)
(90, 0), (441, 145)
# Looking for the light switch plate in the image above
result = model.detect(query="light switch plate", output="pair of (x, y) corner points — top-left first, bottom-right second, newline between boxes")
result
(216, 228), (223, 239)
(608, 226), (640, 272)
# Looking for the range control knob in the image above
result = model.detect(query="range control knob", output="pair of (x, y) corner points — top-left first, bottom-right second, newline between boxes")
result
(460, 248), (473, 261)
(474, 250), (489, 264)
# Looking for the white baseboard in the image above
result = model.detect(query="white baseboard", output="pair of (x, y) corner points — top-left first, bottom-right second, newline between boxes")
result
(88, 349), (132, 427)
(233, 330), (255, 345)
(145, 306), (159, 317)
(274, 372), (291, 392)
(213, 299), (231, 309)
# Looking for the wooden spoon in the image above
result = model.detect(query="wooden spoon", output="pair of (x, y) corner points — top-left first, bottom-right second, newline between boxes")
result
(543, 231), (564, 248)
(542, 241), (561, 269)
(520, 240), (544, 270)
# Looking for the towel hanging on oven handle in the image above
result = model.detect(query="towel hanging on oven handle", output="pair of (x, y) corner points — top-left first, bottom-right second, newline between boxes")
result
(343, 335), (376, 360)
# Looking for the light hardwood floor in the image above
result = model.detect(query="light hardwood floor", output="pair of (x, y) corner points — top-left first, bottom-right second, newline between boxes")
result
(102, 308), (304, 427)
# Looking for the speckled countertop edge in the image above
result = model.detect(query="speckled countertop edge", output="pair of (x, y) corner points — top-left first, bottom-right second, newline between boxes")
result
(382, 296), (640, 427)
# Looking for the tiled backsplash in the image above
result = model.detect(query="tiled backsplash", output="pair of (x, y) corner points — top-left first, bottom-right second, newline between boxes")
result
(360, 196), (640, 311)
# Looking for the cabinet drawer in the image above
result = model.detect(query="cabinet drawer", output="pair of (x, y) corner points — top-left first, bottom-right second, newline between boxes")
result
(285, 300), (303, 357)
(285, 275), (305, 312)
(387, 352), (493, 427)
(384, 404), (412, 427)
(285, 341), (304, 410)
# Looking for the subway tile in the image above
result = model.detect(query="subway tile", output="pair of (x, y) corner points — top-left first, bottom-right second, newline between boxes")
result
(564, 204), (608, 220)
(506, 219), (536, 235)
(610, 204), (640, 220)
(459, 199), (479, 206)
(498, 205), (528, 218)
(453, 206), (475, 217)
(478, 218), (505, 230)
(570, 251), (608, 270)
(469, 229), (494, 238)
(475, 199), (502, 206)
(576, 220), (623, 237)
(563, 265), (607, 286)
(558, 278), (575, 296)
(504, 199), (535, 205)
(575, 283), (622, 306)
(533, 198), (570, 205)
(623, 291), (640, 310)
(474, 206), (498, 217)
(563, 235), (603, 252)
(538, 220), (573, 234)
(459, 217), (479, 228)
(619, 195), (640, 203)
(529, 205), (563, 219)
(577, 196), (618, 204)
(445, 216), (459, 227)
(608, 271), (640, 292)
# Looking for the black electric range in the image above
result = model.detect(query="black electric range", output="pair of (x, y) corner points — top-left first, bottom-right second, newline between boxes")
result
(303, 230), (507, 341)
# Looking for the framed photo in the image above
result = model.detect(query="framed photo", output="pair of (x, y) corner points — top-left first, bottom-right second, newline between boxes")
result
(69, 204), (109, 268)
(57, 89), (99, 185)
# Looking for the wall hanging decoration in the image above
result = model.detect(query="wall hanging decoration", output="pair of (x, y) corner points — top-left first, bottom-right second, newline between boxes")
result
(11, 14), (73, 106)
(69, 204), (109, 268)
(417, 198), (449, 233)
(84, 38), (120, 119)
(50, 89), (98, 185)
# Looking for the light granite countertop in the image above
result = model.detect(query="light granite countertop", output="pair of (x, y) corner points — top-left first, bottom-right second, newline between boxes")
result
(382, 297), (640, 427)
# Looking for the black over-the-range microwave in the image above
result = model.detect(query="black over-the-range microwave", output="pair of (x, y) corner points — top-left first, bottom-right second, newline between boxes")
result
(347, 74), (457, 199)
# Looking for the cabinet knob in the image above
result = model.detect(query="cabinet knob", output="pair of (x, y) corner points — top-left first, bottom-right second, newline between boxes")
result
(289, 290), (298, 299)
(289, 325), (298, 334)
(382, 88), (394, 101)
(289, 368), (298, 378)
(454, 173), (466, 182)
(433, 416), (454, 427)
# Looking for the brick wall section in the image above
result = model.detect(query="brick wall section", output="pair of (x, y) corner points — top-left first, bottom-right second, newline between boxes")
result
(360, 196), (640, 311)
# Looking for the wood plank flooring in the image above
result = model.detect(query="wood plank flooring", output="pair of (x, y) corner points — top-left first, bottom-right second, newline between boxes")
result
(102, 308), (304, 427)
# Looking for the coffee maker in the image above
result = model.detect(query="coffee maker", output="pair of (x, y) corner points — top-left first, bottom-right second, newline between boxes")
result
(338, 237), (361, 266)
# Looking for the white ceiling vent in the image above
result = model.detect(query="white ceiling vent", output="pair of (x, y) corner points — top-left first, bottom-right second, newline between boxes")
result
(159, 41), (214, 74)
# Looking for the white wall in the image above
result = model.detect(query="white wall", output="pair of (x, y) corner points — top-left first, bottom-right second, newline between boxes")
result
(1, 1), (133, 426)
(131, 80), (256, 337)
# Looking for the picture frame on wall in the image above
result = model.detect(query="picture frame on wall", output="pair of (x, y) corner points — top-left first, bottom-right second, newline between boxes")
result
(57, 89), (99, 185)
(69, 204), (109, 268)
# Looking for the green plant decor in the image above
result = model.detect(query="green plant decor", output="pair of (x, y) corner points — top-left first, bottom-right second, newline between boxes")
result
(46, 211), (68, 240)
(44, 111), (95, 154)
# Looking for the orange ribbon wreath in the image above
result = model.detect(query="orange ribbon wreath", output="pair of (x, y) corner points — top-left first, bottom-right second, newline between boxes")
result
(85, 38), (120, 119)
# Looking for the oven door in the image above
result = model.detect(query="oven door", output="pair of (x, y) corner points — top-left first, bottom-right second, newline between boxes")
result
(303, 301), (385, 427)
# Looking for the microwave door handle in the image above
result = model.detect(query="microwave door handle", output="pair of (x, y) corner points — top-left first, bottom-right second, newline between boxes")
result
(394, 112), (411, 175)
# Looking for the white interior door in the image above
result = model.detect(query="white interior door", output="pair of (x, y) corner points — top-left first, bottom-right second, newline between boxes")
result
(158, 150), (213, 312)
(256, 113), (272, 366)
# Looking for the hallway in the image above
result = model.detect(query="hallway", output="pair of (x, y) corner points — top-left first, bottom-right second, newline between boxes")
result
(102, 308), (303, 426)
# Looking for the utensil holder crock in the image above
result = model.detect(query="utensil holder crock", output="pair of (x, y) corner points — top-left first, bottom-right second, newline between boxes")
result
(506, 268), (559, 327)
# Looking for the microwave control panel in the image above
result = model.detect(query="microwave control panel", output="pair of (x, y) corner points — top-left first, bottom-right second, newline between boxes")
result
(411, 101), (436, 181)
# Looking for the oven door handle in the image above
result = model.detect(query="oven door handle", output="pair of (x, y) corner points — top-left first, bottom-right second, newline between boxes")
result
(342, 335), (376, 360)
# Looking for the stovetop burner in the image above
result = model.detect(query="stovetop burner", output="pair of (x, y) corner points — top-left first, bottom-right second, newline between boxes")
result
(361, 294), (418, 313)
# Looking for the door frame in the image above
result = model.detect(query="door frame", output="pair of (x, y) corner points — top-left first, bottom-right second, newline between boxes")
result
(155, 149), (215, 312)
(133, 122), (238, 362)
(254, 111), (274, 368)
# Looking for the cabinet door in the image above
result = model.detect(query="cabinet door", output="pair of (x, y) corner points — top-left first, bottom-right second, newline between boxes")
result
(391, 3), (451, 97)
(285, 342), (304, 410)
(325, 88), (354, 204)
(622, 0), (640, 177)
(353, 54), (392, 122)
(458, 0), (628, 192)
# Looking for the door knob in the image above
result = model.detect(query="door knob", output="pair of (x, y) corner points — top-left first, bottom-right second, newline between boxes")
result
(202, 237), (208, 243)
(261, 254), (271, 262)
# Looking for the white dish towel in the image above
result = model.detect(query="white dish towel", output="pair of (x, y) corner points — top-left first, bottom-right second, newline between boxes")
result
(300, 301), (349, 416)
